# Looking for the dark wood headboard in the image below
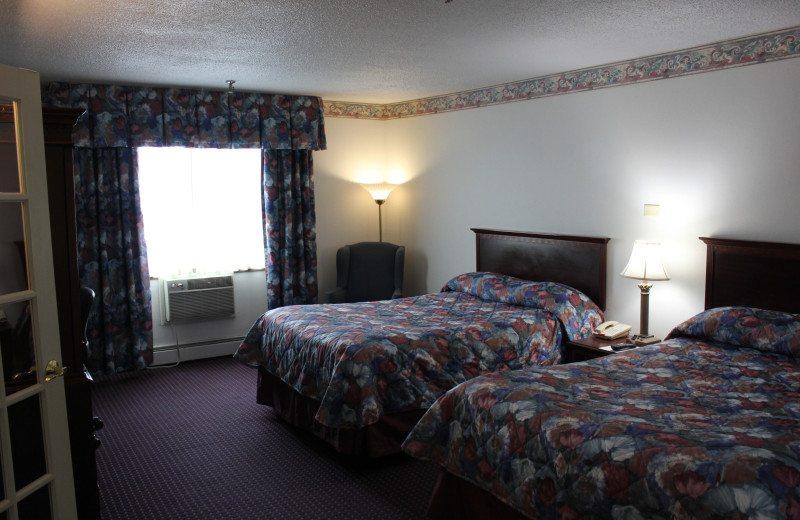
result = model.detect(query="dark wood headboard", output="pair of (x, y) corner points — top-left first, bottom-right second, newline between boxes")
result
(701, 237), (800, 314)
(472, 228), (610, 310)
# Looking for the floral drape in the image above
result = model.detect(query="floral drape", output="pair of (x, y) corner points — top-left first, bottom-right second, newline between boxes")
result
(263, 150), (318, 308)
(73, 147), (152, 374)
(42, 83), (326, 375)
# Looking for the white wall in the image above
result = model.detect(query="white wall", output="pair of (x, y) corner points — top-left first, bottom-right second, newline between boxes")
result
(313, 117), (388, 294)
(314, 59), (800, 339)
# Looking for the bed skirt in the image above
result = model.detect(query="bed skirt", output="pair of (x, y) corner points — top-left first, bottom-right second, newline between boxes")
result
(256, 366), (426, 457)
(428, 469), (529, 520)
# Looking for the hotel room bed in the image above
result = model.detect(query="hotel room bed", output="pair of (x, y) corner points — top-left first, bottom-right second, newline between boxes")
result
(234, 228), (610, 456)
(402, 236), (800, 519)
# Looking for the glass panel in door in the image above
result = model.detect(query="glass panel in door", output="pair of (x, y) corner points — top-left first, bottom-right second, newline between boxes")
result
(0, 100), (20, 193)
(0, 199), (36, 395)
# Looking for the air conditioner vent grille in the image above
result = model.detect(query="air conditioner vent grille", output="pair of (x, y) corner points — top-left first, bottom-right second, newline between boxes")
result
(163, 275), (235, 322)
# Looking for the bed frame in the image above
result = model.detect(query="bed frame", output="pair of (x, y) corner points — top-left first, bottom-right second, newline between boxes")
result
(257, 228), (609, 457)
(701, 237), (800, 313)
(428, 236), (800, 520)
(472, 228), (609, 309)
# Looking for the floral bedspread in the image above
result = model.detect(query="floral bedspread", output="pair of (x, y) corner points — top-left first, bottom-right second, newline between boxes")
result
(234, 272), (603, 429)
(403, 307), (800, 519)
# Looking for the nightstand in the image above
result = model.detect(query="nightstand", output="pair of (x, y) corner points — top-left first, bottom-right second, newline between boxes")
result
(565, 336), (634, 363)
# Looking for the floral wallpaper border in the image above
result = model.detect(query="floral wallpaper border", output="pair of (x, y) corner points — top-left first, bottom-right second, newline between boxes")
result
(323, 25), (800, 120)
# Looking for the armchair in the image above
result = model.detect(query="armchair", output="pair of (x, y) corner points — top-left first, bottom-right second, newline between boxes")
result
(324, 242), (405, 303)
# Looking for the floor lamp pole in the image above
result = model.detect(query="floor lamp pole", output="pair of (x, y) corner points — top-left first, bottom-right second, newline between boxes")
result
(375, 199), (385, 242)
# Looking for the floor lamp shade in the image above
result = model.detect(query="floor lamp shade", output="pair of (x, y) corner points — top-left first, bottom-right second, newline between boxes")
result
(361, 183), (399, 242)
(621, 240), (669, 338)
(362, 183), (397, 202)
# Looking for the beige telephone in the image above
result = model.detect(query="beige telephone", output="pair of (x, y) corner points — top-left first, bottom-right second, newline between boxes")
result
(593, 321), (632, 340)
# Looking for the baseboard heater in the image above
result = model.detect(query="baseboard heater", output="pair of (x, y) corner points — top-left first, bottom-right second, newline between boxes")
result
(152, 337), (243, 366)
(163, 274), (235, 323)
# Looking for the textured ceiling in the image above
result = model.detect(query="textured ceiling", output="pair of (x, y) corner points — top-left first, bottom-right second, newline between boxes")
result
(1, 0), (799, 104)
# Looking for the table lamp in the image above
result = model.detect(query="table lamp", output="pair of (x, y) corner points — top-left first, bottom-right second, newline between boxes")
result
(620, 240), (669, 343)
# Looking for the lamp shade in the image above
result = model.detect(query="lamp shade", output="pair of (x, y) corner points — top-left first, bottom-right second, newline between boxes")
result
(620, 240), (670, 281)
(361, 183), (398, 202)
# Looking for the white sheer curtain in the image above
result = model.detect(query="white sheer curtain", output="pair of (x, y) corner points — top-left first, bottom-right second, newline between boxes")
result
(137, 147), (265, 278)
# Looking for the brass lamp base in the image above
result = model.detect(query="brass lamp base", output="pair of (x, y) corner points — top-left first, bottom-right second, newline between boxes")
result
(637, 281), (653, 336)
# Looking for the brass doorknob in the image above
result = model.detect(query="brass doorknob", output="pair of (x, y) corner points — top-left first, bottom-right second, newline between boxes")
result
(45, 360), (68, 382)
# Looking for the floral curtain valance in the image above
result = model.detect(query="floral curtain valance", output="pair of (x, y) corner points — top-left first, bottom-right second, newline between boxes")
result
(42, 82), (327, 151)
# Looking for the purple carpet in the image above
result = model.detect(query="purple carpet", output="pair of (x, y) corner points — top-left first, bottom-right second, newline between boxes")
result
(92, 356), (439, 519)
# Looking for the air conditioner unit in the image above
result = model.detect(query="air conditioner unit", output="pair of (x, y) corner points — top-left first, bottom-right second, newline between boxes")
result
(163, 275), (235, 323)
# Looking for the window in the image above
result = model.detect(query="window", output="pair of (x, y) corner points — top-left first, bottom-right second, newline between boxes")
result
(137, 147), (265, 278)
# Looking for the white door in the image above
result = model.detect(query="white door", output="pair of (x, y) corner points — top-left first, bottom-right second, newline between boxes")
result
(0, 64), (77, 518)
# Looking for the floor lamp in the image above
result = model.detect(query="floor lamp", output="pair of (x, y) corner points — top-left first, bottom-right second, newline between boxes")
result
(620, 240), (670, 343)
(361, 183), (398, 242)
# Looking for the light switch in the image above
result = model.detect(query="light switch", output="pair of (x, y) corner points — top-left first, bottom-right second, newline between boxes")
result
(644, 204), (660, 217)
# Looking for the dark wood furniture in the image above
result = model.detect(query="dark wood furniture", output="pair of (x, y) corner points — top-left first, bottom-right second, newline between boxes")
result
(0, 106), (100, 519)
(255, 228), (610, 457)
(425, 236), (800, 520)
(564, 335), (633, 362)
(43, 107), (101, 520)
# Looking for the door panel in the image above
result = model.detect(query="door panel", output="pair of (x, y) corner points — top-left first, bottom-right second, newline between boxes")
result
(0, 64), (77, 519)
